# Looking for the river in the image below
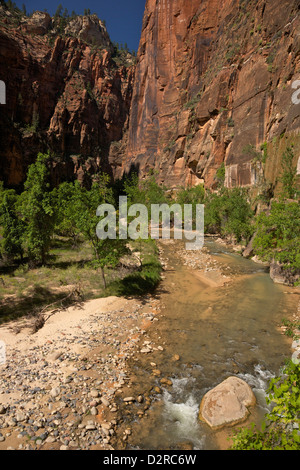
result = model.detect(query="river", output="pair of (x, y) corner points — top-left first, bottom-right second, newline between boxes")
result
(118, 238), (298, 450)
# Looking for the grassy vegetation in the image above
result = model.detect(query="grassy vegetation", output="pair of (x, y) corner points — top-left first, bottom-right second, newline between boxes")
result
(0, 236), (161, 324)
(0, 162), (163, 325)
(0, 139), (299, 324)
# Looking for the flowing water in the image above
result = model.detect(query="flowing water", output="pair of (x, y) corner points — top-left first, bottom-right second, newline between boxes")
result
(125, 238), (297, 450)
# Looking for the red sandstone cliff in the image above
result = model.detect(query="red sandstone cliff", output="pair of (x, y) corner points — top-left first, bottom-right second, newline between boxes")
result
(0, 9), (134, 188)
(1, 2), (300, 191)
(117, 0), (300, 191)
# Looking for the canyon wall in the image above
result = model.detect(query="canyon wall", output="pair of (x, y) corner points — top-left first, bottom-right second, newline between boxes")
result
(1, 2), (300, 191)
(116, 0), (300, 190)
(0, 10), (134, 188)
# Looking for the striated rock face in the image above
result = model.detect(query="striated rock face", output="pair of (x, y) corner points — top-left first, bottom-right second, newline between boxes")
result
(20, 11), (52, 35)
(64, 14), (113, 52)
(0, 11), (134, 188)
(1, 2), (300, 190)
(117, 0), (300, 189)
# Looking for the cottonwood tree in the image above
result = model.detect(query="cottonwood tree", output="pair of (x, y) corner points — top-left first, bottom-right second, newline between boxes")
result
(64, 176), (128, 289)
(19, 153), (56, 266)
(0, 189), (24, 261)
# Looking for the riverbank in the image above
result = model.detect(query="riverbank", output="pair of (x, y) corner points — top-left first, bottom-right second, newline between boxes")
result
(0, 238), (231, 451)
(0, 294), (161, 450)
(114, 238), (299, 451)
(0, 238), (298, 451)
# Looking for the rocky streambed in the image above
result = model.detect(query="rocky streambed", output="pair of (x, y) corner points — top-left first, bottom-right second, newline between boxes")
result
(0, 239), (299, 451)
(116, 238), (299, 451)
(0, 295), (162, 450)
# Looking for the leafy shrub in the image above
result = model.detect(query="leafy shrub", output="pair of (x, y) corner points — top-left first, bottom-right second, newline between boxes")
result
(204, 187), (254, 242)
(18, 153), (56, 265)
(279, 146), (299, 200)
(123, 171), (169, 211)
(231, 361), (300, 450)
(176, 185), (205, 206)
(253, 201), (300, 271)
(0, 190), (24, 261)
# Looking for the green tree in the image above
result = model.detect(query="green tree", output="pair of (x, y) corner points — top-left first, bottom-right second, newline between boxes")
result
(0, 190), (24, 261)
(66, 176), (128, 289)
(204, 188), (254, 242)
(280, 146), (298, 199)
(176, 184), (205, 229)
(52, 181), (80, 246)
(176, 184), (205, 206)
(19, 153), (56, 266)
(253, 200), (300, 271)
(215, 162), (225, 187)
(124, 171), (168, 210)
(54, 3), (63, 18)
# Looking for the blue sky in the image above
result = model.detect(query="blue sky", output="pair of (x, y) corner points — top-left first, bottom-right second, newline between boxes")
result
(14, 0), (146, 52)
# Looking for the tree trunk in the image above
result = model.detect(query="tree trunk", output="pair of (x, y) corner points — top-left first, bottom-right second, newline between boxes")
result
(100, 267), (106, 289)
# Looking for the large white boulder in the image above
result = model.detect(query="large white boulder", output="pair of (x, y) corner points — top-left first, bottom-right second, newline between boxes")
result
(199, 376), (256, 429)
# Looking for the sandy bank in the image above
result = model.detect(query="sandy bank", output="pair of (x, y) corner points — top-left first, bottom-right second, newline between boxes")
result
(0, 294), (160, 450)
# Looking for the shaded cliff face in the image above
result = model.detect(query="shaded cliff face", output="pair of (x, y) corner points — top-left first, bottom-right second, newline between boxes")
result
(0, 9), (134, 188)
(118, 0), (300, 190)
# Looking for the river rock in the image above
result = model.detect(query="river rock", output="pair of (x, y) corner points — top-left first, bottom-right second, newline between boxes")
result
(198, 376), (256, 429)
(100, 397), (110, 407)
(123, 396), (135, 403)
(269, 261), (299, 286)
(50, 387), (61, 398)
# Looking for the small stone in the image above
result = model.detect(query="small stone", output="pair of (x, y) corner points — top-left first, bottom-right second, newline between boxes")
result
(140, 348), (151, 354)
(89, 389), (100, 398)
(85, 424), (96, 430)
(100, 397), (110, 407)
(15, 412), (26, 423)
(6, 418), (17, 427)
(123, 397), (135, 402)
(160, 378), (172, 386)
(48, 351), (63, 362)
(50, 387), (60, 398)
(101, 422), (112, 430)
(60, 445), (69, 450)
(63, 376), (72, 384)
